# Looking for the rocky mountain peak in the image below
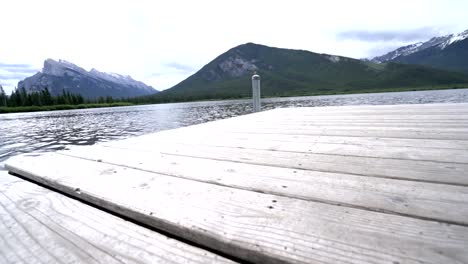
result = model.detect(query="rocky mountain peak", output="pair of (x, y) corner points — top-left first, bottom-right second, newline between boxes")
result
(42, 59), (87, 76)
(19, 59), (157, 99)
(369, 28), (468, 74)
(218, 55), (258, 78)
(371, 28), (468, 63)
(438, 29), (468, 49)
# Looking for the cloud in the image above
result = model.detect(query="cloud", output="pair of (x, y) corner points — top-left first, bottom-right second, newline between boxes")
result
(0, 63), (31, 68)
(336, 27), (444, 42)
(0, 62), (38, 76)
(0, 73), (33, 80)
(366, 44), (407, 58)
(145, 62), (198, 90)
(0, 62), (38, 93)
(0, 79), (20, 93)
(1, 0), (468, 92)
(164, 62), (196, 73)
(0, 63), (37, 73)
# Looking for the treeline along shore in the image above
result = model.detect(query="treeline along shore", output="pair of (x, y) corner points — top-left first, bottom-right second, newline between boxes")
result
(0, 86), (133, 113)
(2, 84), (468, 114)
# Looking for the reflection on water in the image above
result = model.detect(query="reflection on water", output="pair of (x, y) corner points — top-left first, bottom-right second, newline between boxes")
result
(1, 88), (468, 167)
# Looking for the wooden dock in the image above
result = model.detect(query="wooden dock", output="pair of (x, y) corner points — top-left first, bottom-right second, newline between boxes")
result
(3, 103), (468, 263)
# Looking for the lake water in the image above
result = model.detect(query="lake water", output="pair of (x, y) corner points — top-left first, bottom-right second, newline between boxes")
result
(2, 88), (468, 170)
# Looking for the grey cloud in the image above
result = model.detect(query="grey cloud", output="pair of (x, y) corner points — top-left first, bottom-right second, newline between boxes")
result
(367, 44), (405, 58)
(336, 27), (443, 42)
(0, 62), (38, 80)
(148, 72), (163, 77)
(1, 68), (37, 74)
(164, 62), (196, 73)
(0, 63), (32, 68)
(0, 72), (34, 80)
(0, 63), (37, 72)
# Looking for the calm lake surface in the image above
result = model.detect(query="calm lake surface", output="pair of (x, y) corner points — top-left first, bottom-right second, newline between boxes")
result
(2, 88), (468, 169)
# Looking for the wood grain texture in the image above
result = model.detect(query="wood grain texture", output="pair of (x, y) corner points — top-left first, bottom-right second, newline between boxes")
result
(103, 134), (468, 163)
(5, 153), (468, 264)
(0, 172), (235, 264)
(117, 131), (468, 150)
(159, 103), (468, 140)
(58, 145), (468, 225)
(176, 126), (468, 140)
(95, 142), (468, 185)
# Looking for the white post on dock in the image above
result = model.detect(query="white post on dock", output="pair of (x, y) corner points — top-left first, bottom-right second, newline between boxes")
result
(252, 73), (261, 112)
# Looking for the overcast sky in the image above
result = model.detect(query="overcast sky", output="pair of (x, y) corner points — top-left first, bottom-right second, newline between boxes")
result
(1, 0), (468, 93)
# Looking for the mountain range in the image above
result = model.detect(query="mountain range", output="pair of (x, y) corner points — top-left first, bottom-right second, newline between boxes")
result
(149, 42), (468, 101)
(18, 59), (157, 99)
(16, 29), (468, 101)
(371, 29), (468, 73)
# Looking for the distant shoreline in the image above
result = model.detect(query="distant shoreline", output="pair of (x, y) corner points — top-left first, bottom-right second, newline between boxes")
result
(148, 85), (468, 104)
(0, 102), (134, 114)
(264, 85), (468, 98)
(1, 85), (467, 114)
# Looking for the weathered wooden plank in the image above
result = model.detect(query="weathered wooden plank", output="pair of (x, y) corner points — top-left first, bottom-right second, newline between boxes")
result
(5, 153), (468, 264)
(94, 142), (468, 185)
(259, 103), (468, 114)
(201, 108), (468, 122)
(0, 172), (235, 264)
(208, 123), (468, 132)
(243, 115), (468, 121)
(238, 121), (468, 128)
(57, 146), (468, 225)
(185, 138), (468, 163)
(209, 117), (468, 126)
(211, 128), (468, 140)
(225, 104), (468, 114)
(101, 134), (468, 163)
(152, 118), (468, 140)
(233, 117), (468, 126)
(193, 121), (468, 133)
(267, 103), (468, 112)
(125, 130), (468, 150)
(275, 111), (468, 116)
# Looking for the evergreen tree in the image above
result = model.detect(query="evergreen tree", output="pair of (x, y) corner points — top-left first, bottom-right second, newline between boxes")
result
(41, 88), (53, 105)
(30, 92), (42, 106)
(76, 94), (84, 104)
(0, 85), (6, 107)
(20, 87), (28, 106)
(105, 96), (114, 104)
(61, 90), (70, 104)
(10, 88), (21, 107)
(56, 90), (66, 105)
(65, 91), (72, 104)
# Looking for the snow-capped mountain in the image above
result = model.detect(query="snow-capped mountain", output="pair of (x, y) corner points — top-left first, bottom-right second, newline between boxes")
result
(89, 68), (154, 93)
(18, 59), (157, 99)
(439, 29), (468, 49)
(371, 29), (468, 73)
(372, 29), (468, 63)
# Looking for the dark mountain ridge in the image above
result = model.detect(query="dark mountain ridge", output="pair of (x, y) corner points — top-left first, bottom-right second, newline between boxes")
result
(151, 43), (468, 101)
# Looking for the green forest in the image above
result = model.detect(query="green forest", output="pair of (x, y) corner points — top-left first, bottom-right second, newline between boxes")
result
(0, 86), (132, 113)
